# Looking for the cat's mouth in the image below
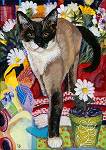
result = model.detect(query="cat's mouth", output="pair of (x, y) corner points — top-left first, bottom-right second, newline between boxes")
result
(28, 40), (48, 49)
(22, 40), (49, 51)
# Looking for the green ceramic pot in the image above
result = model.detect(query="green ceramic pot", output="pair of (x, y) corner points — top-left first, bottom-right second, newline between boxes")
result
(70, 114), (102, 148)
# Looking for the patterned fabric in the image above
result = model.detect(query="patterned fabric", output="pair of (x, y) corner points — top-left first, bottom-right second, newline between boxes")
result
(16, 84), (35, 113)
(36, 126), (106, 149)
(17, 67), (35, 88)
(97, 126), (106, 149)
(0, 5), (16, 27)
(32, 92), (75, 117)
(37, 127), (72, 149)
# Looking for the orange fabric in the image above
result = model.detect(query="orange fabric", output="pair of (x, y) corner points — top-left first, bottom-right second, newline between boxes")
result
(57, 0), (64, 6)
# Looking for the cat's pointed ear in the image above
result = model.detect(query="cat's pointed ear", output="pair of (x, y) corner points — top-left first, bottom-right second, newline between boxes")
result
(17, 11), (33, 29)
(43, 8), (58, 29)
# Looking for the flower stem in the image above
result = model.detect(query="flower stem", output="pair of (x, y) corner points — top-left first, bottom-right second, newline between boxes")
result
(83, 101), (87, 114)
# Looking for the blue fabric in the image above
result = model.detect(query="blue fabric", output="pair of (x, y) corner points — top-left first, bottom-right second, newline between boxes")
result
(16, 84), (35, 113)
(1, 92), (14, 106)
(16, 85), (26, 105)
(26, 125), (48, 138)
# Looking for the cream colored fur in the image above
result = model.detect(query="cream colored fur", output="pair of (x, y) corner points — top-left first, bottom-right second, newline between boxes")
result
(22, 39), (61, 75)
(22, 39), (61, 95)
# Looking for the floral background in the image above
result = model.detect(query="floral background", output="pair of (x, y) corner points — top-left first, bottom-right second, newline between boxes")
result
(0, 0), (106, 149)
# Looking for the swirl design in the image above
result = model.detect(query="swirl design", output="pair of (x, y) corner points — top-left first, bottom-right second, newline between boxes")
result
(70, 114), (102, 147)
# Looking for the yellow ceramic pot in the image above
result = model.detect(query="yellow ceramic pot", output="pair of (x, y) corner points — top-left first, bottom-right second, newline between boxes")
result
(70, 114), (102, 148)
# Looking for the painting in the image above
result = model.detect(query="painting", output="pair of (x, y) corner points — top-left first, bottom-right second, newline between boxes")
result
(0, 0), (106, 149)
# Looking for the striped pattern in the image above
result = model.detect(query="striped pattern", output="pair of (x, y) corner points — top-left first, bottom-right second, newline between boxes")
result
(32, 92), (106, 120)
(0, 5), (16, 27)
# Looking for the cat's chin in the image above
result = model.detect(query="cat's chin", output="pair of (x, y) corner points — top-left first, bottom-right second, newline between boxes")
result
(22, 41), (39, 51)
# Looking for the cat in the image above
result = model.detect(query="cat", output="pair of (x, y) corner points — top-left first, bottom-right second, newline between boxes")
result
(17, 8), (101, 148)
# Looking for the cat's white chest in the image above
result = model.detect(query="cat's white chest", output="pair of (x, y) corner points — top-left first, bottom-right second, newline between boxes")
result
(26, 42), (61, 75)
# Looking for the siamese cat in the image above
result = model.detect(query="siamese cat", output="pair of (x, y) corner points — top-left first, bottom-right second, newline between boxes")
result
(17, 9), (101, 148)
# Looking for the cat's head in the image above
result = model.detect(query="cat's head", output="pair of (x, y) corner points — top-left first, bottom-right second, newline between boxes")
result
(17, 8), (58, 49)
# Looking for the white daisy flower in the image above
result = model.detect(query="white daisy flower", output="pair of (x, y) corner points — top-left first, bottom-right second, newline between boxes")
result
(7, 48), (26, 65)
(18, 1), (37, 17)
(89, 26), (100, 37)
(68, 2), (79, 12)
(45, 2), (57, 16)
(57, 4), (72, 21)
(74, 79), (95, 102)
(3, 19), (16, 32)
(0, 31), (5, 39)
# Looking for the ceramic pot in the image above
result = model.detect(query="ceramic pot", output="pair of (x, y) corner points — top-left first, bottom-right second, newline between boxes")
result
(70, 113), (102, 148)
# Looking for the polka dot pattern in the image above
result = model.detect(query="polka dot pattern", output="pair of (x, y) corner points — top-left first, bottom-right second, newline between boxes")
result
(97, 126), (106, 150)
(36, 126), (106, 149)
(37, 127), (72, 149)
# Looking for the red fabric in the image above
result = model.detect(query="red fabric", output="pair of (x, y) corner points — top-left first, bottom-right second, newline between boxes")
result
(77, 55), (106, 97)
(100, 0), (106, 9)
(32, 97), (75, 117)
(30, 79), (43, 99)
(0, 5), (16, 27)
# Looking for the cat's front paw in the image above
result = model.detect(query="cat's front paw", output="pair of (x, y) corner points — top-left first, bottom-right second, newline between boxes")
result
(34, 114), (48, 128)
(48, 137), (62, 148)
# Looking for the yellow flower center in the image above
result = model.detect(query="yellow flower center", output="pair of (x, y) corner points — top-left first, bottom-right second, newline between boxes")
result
(15, 57), (20, 63)
(61, 12), (67, 18)
(82, 87), (89, 94)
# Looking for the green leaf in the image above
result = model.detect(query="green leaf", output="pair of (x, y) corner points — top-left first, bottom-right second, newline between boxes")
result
(79, 39), (93, 64)
(0, 45), (7, 52)
(87, 97), (94, 104)
(82, 14), (93, 28)
(73, 95), (84, 109)
(9, 39), (16, 45)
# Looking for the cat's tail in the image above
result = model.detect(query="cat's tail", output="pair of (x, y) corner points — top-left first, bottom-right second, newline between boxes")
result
(77, 26), (101, 72)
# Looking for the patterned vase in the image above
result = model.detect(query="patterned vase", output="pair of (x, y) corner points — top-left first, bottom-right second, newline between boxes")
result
(70, 114), (102, 148)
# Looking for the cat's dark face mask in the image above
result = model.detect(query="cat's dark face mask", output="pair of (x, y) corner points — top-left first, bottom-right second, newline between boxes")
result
(17, 8), (58, 49)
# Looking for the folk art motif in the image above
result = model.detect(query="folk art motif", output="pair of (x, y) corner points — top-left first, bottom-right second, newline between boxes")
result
(0, 0), (106, 149)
